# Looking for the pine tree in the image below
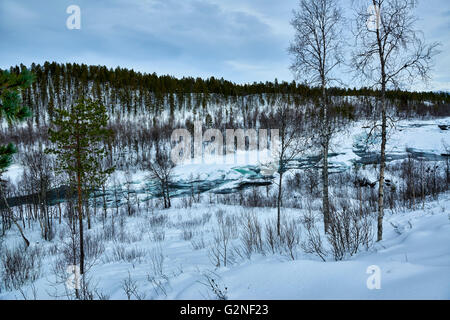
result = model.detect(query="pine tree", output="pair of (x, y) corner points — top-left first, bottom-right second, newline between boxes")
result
(0, 68), (34, 247)
(47, 98), (114, 278)
(0, 69), (33, 169)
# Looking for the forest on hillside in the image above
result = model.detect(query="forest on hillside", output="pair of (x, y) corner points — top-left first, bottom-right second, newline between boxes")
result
(1, 62), (449, 173)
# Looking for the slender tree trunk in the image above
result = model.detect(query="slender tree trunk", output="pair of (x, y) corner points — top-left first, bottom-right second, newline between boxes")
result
(86, 198), (91, 230)
(102, 184), (107, 220)
(322, 138), (330, 232)
(166, 181), (171, 208)
(321, 83), (330, 233)
(377, 81), (387, 242)
(443, 156), (449, 190)
(162, 182), (168, 209)
(0, 185), (30, 248)
(76, 143), (85, 276)
(58, 202), (62, 224)
(93, 189), (97, 223)
(277, 171), (283, 236)
(359, 186), (363, 216)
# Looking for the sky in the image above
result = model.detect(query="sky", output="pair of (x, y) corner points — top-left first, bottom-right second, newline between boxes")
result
(0, 0), (449, 91)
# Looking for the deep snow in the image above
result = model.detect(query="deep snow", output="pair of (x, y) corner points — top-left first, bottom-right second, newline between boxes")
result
(1, 193), (449, 300)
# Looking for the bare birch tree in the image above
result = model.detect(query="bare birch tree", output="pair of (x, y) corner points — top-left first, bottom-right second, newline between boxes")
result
(271, 100), (310, 236)
(352, 0), (440, 241)
(289, 0), (344, 232)
(148, 146), (175, 209)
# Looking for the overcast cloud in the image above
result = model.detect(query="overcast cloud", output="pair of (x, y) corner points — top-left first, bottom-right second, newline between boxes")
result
(0, 0), (448, 90)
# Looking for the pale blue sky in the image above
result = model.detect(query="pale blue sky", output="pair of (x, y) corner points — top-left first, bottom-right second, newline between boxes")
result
(0, 0), (448, 90)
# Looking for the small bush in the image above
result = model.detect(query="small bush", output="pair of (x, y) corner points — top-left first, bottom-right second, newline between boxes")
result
(327, 204), (373, 261)
(191, 234), (206, 250)
(151, 228), (165, 242)
(280, 218), (301, 260)
(147, 214), (168, 229)
(181, 228), (194, 241)
(110, 244), (147, 263)
(1, 245), (43, 291)
(150, 246), (165, 276)
(240, 211), (263, 258)
(300, 212), (327, 261)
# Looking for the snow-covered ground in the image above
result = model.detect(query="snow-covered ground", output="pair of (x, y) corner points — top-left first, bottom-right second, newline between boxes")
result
(331, 117), (450, 168)
(1, 193), (449, 300)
